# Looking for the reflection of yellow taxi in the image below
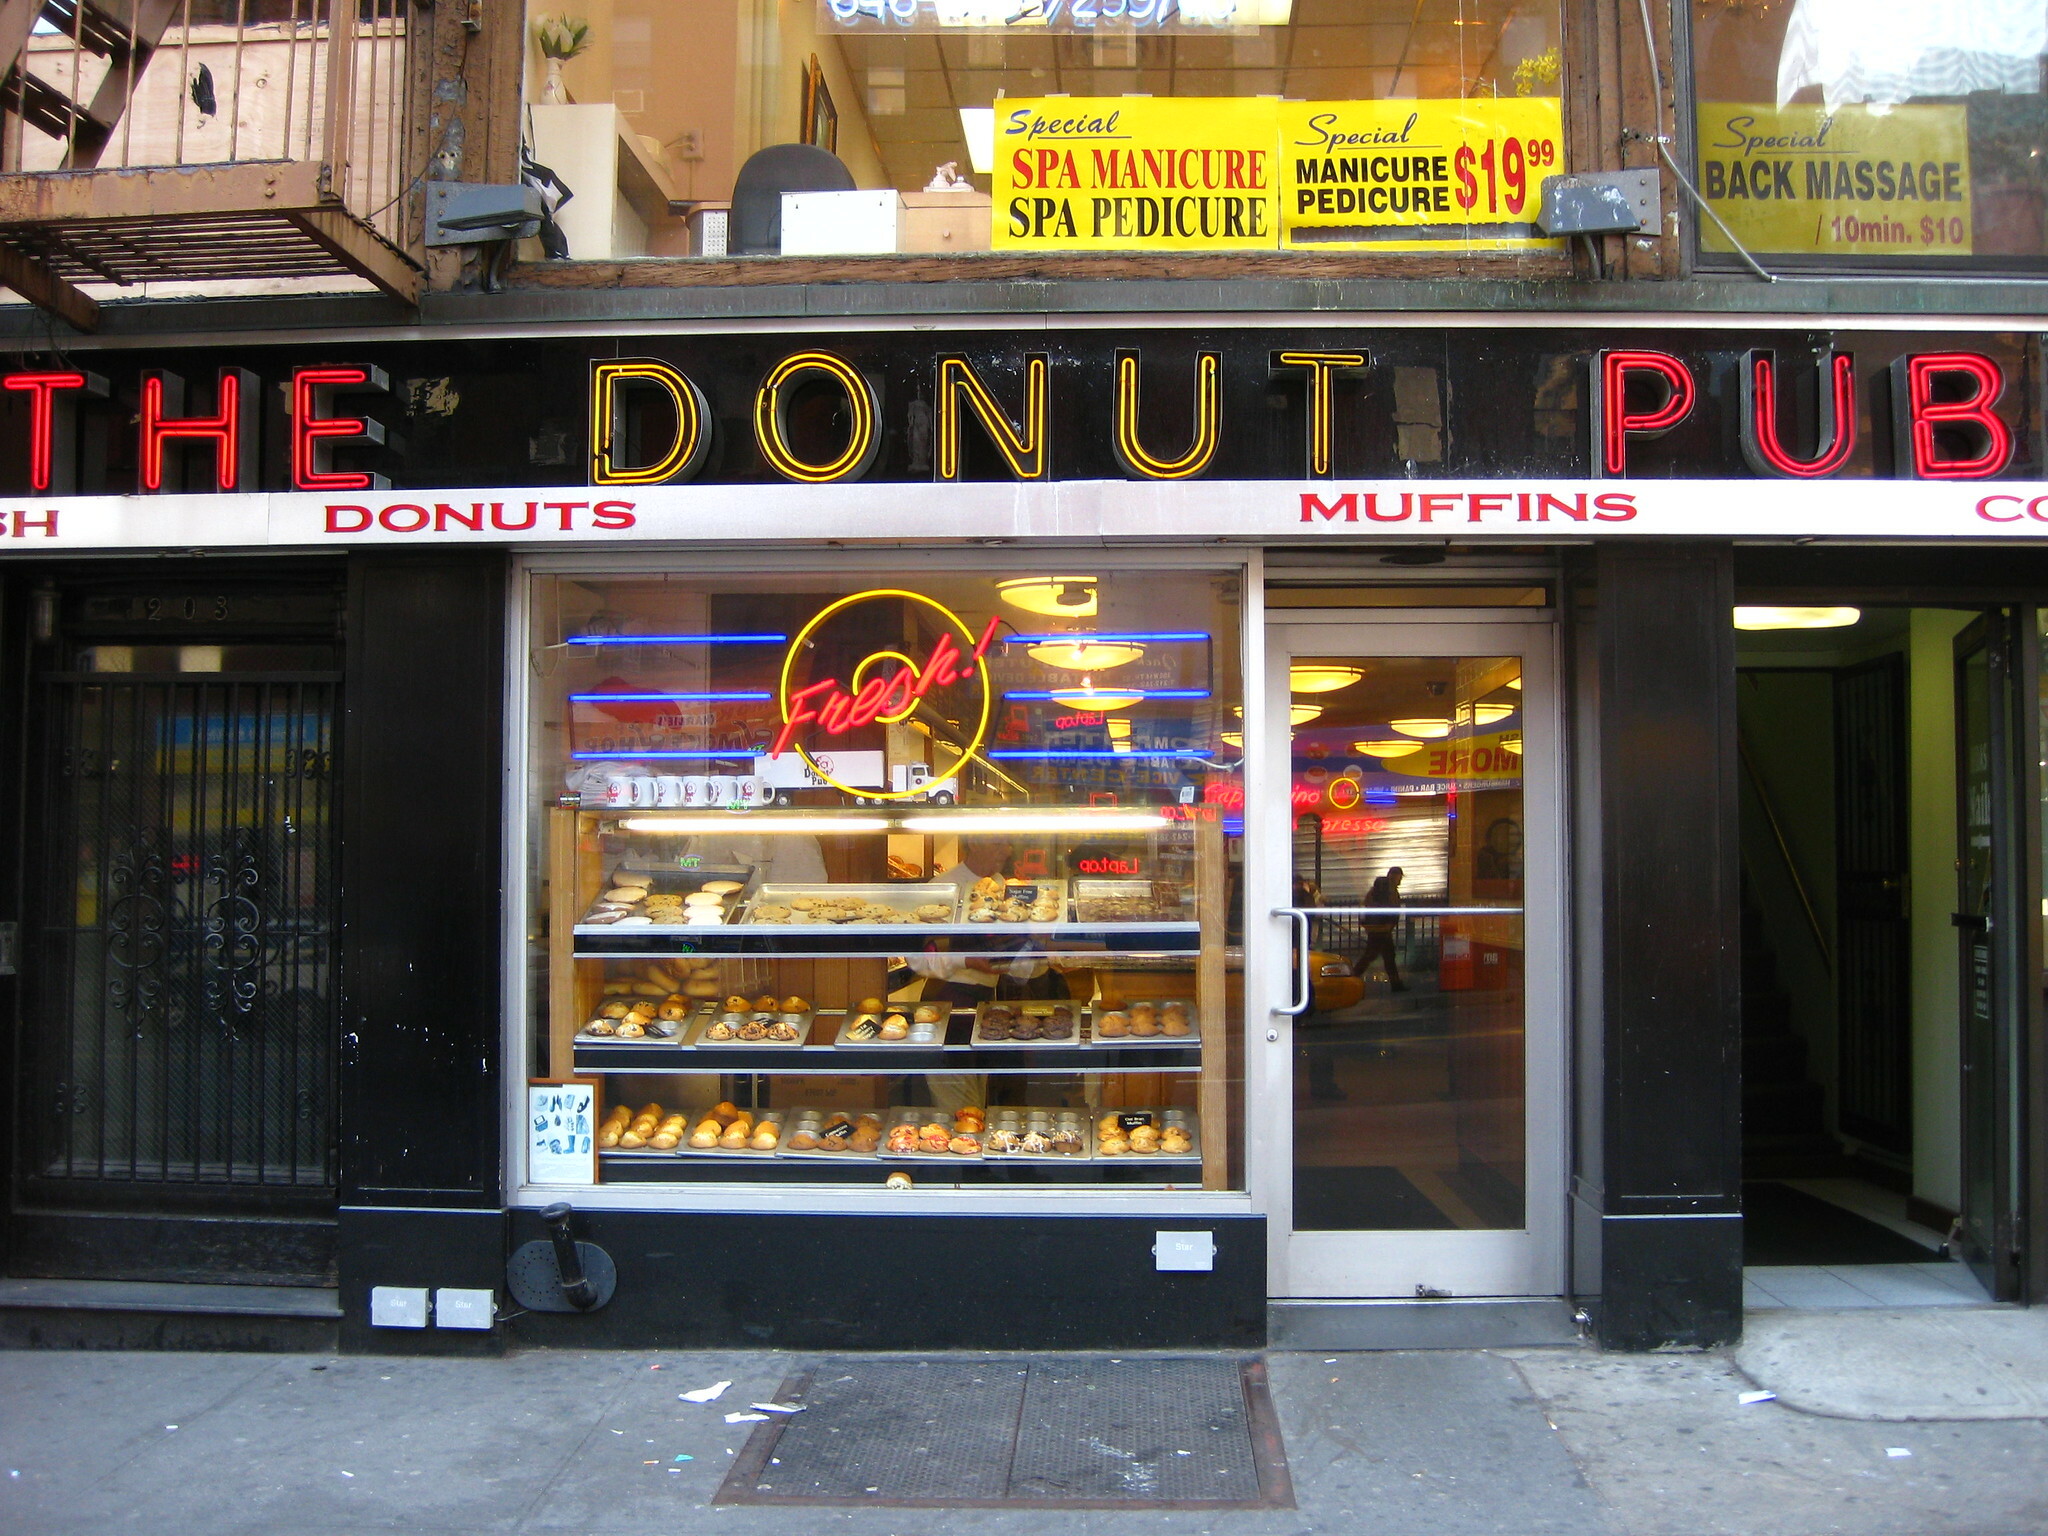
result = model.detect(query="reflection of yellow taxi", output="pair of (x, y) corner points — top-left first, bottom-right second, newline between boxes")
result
(1310, 951), (1363, 1015)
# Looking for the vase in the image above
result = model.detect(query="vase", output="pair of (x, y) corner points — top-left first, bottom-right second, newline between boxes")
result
(541, 56), (565, 105)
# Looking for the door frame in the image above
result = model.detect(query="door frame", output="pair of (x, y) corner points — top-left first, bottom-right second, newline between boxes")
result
(1248, 610), (1567, 1300)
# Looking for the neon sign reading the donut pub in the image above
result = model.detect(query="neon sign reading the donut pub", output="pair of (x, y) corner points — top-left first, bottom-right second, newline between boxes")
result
(773, 589), (1000, 800)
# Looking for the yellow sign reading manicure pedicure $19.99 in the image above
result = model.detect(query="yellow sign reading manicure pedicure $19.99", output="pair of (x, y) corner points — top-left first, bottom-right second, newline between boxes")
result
(993, 97), (1280, 251)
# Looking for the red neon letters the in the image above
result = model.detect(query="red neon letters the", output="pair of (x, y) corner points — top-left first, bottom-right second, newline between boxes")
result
(140, 369), (252, 492)
(1594, 350), (1696, 477)
(292, 366), (376, 491)
(1895, 353), (2012, 481)
(3, 371), (100, 492)
(1742, 351), (1857, 479)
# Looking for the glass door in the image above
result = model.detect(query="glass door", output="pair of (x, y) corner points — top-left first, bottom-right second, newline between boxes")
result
(1253, 620), (1562, 1299)
(1954, 612), (2023, 1300)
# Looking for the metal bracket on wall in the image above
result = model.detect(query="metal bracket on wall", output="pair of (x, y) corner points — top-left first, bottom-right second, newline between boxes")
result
(506, 1203), (617, 1312)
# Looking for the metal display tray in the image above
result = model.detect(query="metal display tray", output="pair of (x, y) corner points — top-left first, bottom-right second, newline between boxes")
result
(743, 882), (960, 927)
(673, 1110), (786, 1158)
(970, 1000), (1086, 1048)
(576, 1001), (698, 1044)
(1088, 999), (1199, 1046)
(1092, 1107), (1201, 1162)
(1072, 878), (1190, 925)
(980, 1106), (1093, 1160)
(577, 865), (752, 929)
(833, 1010), (948, 1047)
(774, 1109), (884, 1160)
(962, 878), (1069, 925)
(688, 1009), (814, 1046)
(880, 1106), (987, 1160)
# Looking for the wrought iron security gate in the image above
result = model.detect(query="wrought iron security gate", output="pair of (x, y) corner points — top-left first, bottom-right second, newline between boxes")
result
(24, 669), (340, 1199)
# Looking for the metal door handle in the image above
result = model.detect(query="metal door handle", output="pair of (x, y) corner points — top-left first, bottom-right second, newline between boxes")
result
(1273, 907), (1312, 1015)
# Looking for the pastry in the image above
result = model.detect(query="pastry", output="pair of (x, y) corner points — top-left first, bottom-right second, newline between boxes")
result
(701, 880), (743, 895)
(918, 1127), (952, 1153)
(948, 1134), (981, 1155)
(615, 1019), (646, 1038)
(753, 994), (778, 1013)
(1160, 1127), (1193, 1153)
(850, 1124), (881, 1153)
(657, 1000), (689, 1021)
(1162, 1012), (1191, 1037)
(846, 1017), (879, 1041)
(683, 977), (720, 999)
(1098, 1134), (1129, 1156)
(913, 1003), (945, 1025)
(683, 891), (723, 908)
(704, 1020), (735, 1041)
(751, 1121), (782, 1150)
(723, 995), (750, 1013)
(781, 996), (809, 1013)
(737, 1019), (769, 1041)
(1129, 1124), (1160, 1153)
(858, 996), (884, 1014)
(885, 1171), (914, 1190)
(604, 886), (648, 903)
(583, 1017), (616, 1036)
(1161, 1001), (1189, 1027)
(977, 1017), (1010, 1041)
(1096, 1011), (1129, 1038)
(688, 1126), (719, 1149)
(973, 875), (1005, 900)
(984, 1129), (1017, 1153)
(768, 1020), (802, 1041)
(885, 1126), (918, 1153)
(713, 1101), (740, 1119)
(1129, 1003), (1157, 1031)
(953, 1109), (984, 1132)
(786, 1128), (818, 1150)
(1051, 1129), (1085, 1156)
(752, 904), (791, 922)
(614, 916), (652, 926)
(913, 902), (952, 922)
(878, 1017), (909, 1041)
(600, 1000), (631, 1020)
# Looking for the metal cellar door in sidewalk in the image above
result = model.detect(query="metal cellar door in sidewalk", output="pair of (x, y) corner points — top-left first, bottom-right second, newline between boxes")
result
(1256, 617), (1564, 1301)
(8, 578), (344, 1285)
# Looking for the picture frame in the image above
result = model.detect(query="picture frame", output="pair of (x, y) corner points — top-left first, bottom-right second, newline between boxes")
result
(802, 54), (838, 154)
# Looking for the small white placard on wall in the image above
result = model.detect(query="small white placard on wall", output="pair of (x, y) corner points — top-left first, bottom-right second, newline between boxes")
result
(529, 1082), (596, 1184)
(1153, 1230), (1217, 1271)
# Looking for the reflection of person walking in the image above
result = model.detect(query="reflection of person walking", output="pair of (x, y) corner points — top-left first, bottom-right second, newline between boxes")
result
(1353, 866), (1407, 992)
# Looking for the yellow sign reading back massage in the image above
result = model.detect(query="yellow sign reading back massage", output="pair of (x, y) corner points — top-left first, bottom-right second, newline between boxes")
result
(1696, 103), (1973, 258)
(1279, 98), (1566, 253)
(993, 97), (1280, 252)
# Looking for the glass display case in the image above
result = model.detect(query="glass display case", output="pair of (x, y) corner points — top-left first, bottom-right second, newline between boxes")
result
(524, 566), (1246, 1192)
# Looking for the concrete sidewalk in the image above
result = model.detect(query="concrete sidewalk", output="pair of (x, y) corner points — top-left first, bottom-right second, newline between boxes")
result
(1, 1316), (2044, 1536)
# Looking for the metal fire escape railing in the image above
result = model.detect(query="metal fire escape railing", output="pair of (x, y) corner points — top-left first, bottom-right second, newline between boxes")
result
(0, 0), (421, 328)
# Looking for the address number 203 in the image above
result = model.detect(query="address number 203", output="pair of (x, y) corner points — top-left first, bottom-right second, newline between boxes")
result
(1453, 138), (1557, 217)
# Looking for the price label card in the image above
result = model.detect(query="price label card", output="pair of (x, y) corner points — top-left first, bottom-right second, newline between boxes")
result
(529, 1082), (596, 1184)
(1279, 98), (1566, 253)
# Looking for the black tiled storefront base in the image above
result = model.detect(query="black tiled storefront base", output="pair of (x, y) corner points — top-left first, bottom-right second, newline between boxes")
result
(499, 1210), (1266, 1352)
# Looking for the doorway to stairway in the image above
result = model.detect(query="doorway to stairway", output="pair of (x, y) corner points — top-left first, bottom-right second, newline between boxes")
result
(1736, 605), (2024, 1308)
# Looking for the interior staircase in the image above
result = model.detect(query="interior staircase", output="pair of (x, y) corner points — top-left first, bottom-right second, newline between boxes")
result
(1741, 879), (1849, 1178)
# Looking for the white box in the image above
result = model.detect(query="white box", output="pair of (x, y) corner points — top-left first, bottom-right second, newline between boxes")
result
(434, 1288), (495, 1330)
(369, 1285), (429, 1328)
(779, 190), (902, 255)
(1153, 1231), (1217, 1272)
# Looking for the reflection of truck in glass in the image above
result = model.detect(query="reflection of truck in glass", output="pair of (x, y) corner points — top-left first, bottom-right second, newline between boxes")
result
(870, 762), (958, 804)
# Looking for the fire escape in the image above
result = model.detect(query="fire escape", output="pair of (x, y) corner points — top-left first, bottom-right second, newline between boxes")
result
(0, 0), (421, 329)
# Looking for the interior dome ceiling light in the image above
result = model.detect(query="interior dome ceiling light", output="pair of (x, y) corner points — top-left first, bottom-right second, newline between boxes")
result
(996, 576), (1099, 617)
(1288, 663), (1366, 694)
(1733, 606), (1862, 631)
(1506, 676), (1522, 689)
(1389, 717), (1454, 738)
(1027, 638), (1145, 670)
(1468, 702), (1516, 726)
(1048, 678), (1145, 710)
(1353, 739), (1424, 757)
(1220, 730), (1243, 748)
(1231, 705), (1324, 726)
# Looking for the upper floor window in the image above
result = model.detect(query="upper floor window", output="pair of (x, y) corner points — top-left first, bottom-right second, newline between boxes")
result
(522, 0), (1565, 261)
(1692, 0), (2047, 269)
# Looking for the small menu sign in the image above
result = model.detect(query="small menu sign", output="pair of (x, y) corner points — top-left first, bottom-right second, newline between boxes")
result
(529, 1082), (596, 1184)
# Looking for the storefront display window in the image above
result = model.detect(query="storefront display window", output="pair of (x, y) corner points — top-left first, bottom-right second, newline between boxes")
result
(1692, 0), (2048, 267)
(521, 0), (1566, 259)
(520, 565), (1245, 1194)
